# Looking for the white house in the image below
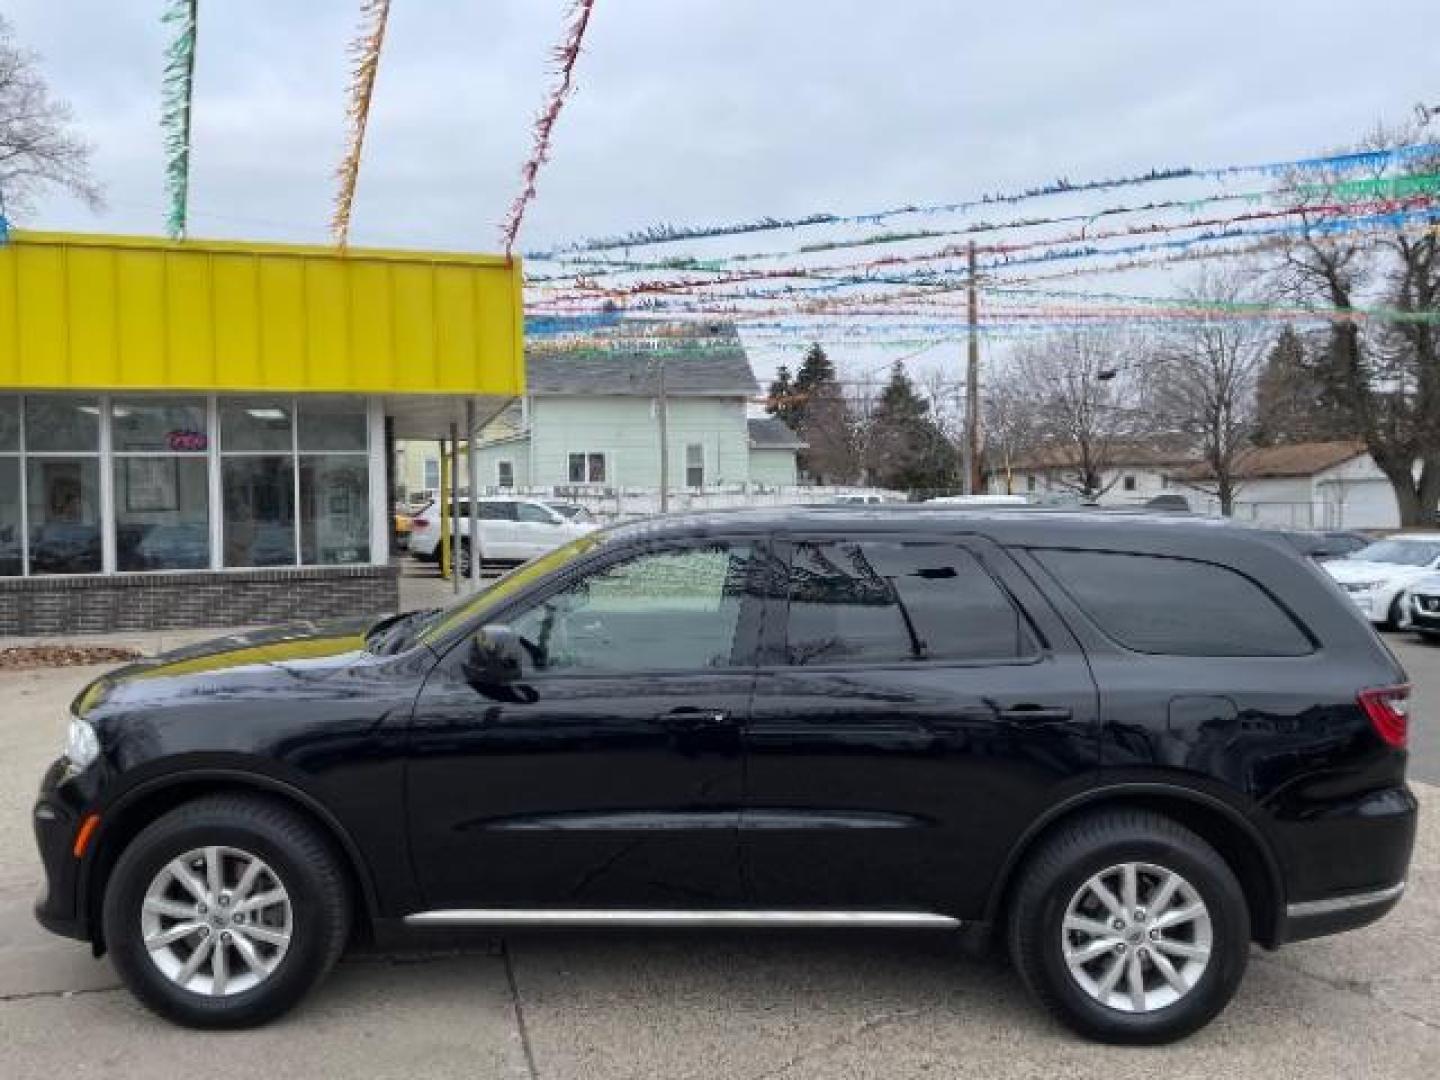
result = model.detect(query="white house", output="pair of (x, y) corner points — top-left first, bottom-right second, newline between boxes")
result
(1175, 440), (1404, 529)
(992, 440), (1195, 506)
(396, 323), (805, 503)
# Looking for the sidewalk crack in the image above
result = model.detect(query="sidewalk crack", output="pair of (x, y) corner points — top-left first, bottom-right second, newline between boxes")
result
(502, 939), (541, 1080)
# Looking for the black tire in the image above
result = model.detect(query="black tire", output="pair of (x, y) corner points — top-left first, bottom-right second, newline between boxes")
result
(102, 794), (350, 1029)
(1382, 595), (1406, 632)
(456, 541), (473, 579)
(1007, 809), (1250, 1045)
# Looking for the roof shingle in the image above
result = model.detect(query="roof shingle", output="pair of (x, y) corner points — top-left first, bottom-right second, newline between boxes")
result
(747, 416), (807, 449)
(526, 322), (758, 397)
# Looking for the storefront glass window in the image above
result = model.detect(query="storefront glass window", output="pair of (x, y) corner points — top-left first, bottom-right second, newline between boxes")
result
(115, 458), (211, 571)
(25, 396), (99, 453)
(220, 398), (294, 454)
(297, 398), (369, 566)
(222, 456), (297, 567)
(0, 395), (18, 452)
(298, 399), (368, 453)
(27, 457), (102, 574)
(0, 457), (20, 577)
(112, 398), (211, 571)
(300, 457), (371, 565)
(112, 397), (209, 453)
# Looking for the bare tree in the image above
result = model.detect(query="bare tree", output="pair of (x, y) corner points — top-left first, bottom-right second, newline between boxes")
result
(1012, 330), (1145, 499)
(981, 374), (1044, 494)
(1148, 270), (1268, 514)
(1268, 125), (1440, 525)
(0, 14), (101, 215)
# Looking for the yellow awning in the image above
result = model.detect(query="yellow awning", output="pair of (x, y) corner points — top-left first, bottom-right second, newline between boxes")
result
(0, 231), (524, 397)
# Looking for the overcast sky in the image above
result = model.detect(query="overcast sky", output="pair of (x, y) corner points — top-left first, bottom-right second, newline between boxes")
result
(7, 1), (1439, 382)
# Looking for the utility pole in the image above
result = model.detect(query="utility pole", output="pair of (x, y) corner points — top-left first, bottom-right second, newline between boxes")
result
(656, 357), (670, 514)
(963, 240), (981, 495)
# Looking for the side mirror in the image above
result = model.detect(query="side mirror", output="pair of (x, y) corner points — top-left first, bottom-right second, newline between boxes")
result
(463, 624), (525, 686)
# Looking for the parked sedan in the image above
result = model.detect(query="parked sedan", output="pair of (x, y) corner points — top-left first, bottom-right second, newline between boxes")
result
(34, 508), (1415, 1044)
(1324, 534), (1440, 628)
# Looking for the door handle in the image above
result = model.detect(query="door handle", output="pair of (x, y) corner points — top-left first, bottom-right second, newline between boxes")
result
(658, 708), (733, 732)
(996, 704), (1074, 723)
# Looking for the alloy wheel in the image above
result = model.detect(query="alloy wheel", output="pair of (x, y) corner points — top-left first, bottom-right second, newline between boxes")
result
(1060, 861), (1213, 1013)
(139, 845), (293, 998)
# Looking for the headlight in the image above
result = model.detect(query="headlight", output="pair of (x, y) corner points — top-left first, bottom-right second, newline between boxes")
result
(64, 717), (100, 772)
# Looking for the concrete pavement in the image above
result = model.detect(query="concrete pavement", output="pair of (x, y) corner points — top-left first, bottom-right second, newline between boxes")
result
(1, 661), (1437, 1079)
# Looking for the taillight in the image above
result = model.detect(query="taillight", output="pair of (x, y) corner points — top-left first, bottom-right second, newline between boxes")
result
(1358, 684), (1410, 748)
(412, 517), (430, 528)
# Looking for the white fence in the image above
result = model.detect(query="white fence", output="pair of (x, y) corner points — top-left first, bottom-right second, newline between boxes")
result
(446, 485), (907, 522)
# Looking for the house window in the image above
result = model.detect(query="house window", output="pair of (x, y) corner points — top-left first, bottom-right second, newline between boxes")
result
(1123, 475), (1137, 492)
(497, 460), (515, 488)
(1026, 475), (1037, 493)
(686, 443), (705, 488)
(423, 457), (440, 491)
(568, 452), (606, 483)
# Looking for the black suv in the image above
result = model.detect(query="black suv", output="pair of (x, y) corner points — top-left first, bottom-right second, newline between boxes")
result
(33, 509), (1416, 1043)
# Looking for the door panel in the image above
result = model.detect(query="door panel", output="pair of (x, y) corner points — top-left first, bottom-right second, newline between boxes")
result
(406, 539), (764, 909)
(742, 536), (1100, 918)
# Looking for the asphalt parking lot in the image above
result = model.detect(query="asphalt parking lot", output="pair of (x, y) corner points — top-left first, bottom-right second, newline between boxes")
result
(1, 637), (1437, 1079)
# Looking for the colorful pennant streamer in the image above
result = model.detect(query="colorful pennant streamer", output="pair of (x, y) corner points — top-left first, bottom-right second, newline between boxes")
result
(332, 0), (392, 246)
(501, 0), (600, 257)
(160, 0), (199, 239)
(531, 142), (1440, 258)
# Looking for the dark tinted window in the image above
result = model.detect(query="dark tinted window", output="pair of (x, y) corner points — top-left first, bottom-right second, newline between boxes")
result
(785, 541), (1029, 665)
(1034, 549), (1311, 657)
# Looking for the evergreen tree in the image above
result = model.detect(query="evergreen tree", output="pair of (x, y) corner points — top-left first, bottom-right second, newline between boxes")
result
(866, 363), (959, 491)
(785, 343), (860, 483)
(765, 364), (797, 428)
(1253, 325), (1354, 445)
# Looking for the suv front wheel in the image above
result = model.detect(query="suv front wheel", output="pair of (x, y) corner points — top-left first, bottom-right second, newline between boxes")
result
(102, 794), (350, 1029)
(1008, 809), (1250, 1044)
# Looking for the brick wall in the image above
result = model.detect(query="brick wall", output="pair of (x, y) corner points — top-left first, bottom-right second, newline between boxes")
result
(0, 565), (400, 636)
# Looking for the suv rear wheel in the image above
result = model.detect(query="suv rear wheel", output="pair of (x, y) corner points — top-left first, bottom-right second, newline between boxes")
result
(102, 794), (350, 1029)
(1008, 809), (1250, 1044)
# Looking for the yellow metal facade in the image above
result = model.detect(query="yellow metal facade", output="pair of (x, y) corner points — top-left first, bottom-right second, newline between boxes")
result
(0, 231), (525, 396)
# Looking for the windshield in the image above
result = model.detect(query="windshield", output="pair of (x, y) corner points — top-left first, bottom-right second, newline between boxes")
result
(1351, 540), (1440, 567)
(413, 531), (611, 647)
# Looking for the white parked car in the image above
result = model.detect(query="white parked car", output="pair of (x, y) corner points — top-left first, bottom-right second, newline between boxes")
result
(409, 496), (598, 575)
(1324, 534), (1440, 628)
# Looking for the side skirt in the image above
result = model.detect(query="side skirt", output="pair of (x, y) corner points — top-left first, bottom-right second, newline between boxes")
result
(403, 909), (962, 930)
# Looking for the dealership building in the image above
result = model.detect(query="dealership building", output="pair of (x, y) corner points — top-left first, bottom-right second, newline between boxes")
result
(0, 231), (523, 635)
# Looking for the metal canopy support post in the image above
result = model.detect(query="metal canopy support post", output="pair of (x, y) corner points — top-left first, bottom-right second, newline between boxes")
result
(467, 399), (480, 592)
(449, 420), (460, 595)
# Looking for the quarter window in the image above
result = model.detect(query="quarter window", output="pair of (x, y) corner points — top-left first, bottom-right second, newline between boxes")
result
(510, 544), (754, 673)
(1033, 548), (1312, 656)
(784, 541), (1031, 665)
(517, 502), (556, 524)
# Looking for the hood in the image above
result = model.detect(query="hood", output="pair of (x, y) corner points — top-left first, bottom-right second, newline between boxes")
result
(74, 617), (374, 715)
(1324, 560), (1431, 585)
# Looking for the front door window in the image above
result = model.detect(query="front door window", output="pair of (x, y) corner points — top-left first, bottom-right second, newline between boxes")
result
(510, 543), (753, 673)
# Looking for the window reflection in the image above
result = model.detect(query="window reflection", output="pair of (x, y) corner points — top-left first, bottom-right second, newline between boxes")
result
(0, 457), (20, 576)
(27, 457), (101, 574)
(222, 457), (296, 567)
(300, 456), (370, 565)
(115, 458), (210, 570)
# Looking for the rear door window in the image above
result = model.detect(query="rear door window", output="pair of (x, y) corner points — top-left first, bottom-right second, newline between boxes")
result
(783, 540), (1033, 665)
(1033, 549), (1312, 656)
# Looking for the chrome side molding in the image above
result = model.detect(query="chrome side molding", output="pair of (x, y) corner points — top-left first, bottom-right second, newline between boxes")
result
(1286, 881), (1405, 918)
(403, 909), (962, 929)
